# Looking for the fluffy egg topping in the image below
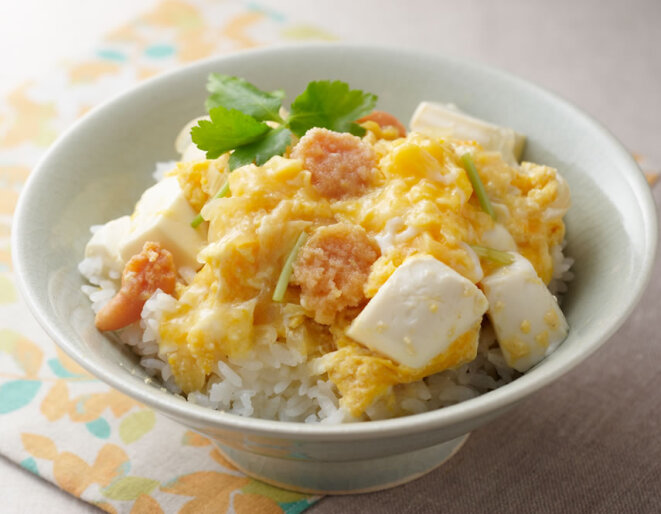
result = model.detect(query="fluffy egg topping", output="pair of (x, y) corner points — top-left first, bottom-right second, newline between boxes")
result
(156, 119), (569, 417)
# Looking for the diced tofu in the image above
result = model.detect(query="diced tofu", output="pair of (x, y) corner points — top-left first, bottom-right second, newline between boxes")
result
(84, 215), (130, 273)
(480, 253), (568, 372)
(175, 116), (208, 154)
(175, 116), (211, 162)
(181, 143), (208, 163)
(480, 223), (517, 252)
(346, 254), (488, 369)
(409, 101), (526, 166)
(119, 176), (205, 270)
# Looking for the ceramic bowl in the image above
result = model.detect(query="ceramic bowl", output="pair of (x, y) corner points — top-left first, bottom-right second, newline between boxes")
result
(12, 44), (658, 494)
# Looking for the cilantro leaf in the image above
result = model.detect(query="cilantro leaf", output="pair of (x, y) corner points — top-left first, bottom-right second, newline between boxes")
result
(205, 74), (285, 122)
(229, 127), (293, 170)
(287, 80), (378, 137)
(191, 106), (270, 159)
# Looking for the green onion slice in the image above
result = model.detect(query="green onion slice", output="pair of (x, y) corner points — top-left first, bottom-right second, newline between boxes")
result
(190, 213), (205, 229)
(461, 153), (495, 219)
(272, 231), (309, 302)
(470, 244), (515, 266)
(190, 180), (231, 228)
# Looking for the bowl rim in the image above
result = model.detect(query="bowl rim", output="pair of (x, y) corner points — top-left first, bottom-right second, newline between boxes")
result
(12, 42), (658, 440)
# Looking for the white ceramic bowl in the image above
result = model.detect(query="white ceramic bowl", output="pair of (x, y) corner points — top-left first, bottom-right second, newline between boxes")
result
(12, 44), (658, 493)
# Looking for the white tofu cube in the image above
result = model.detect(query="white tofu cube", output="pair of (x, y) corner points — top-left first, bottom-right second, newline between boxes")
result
(181, 143), (208, 163)
(409, 101), (526, 166)
(119, 176), (205, 270)
(346, 254), (488, 369)
(480, 253), (568, 372)
(175, 116), (209, 154)
(84, 215), (130, 273)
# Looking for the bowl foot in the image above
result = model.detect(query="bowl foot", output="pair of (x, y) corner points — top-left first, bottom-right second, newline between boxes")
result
(214, 433), (469, 495)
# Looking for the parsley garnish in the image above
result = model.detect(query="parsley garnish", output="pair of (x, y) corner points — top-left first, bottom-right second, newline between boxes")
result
(229, 126), (293, 170)
(288, 80), (377, 137)
(190, 106), (269, 159)
(205, 74), (285, 123)
(191, 75), (378, 171)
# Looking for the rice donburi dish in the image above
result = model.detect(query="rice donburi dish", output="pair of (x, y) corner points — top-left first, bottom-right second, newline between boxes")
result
(79, 76), (572, 423)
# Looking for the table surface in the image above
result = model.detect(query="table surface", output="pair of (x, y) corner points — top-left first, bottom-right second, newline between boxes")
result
(1, 0), (659, 512)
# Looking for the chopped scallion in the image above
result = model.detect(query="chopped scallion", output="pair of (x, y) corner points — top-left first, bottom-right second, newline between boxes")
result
(215, 180), (230, 199)
(190, 180), (231, 228)
(190, 213), (204, 229)
(461, 153), (495, 219)
(272, 231), (308, 302)
(470, 244), (515, 266)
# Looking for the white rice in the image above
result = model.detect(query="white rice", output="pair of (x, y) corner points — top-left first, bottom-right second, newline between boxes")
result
(549, 241), (574, 296)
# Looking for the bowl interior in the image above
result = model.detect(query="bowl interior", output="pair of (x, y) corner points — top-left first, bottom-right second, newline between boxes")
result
(13, 44), (657, 436)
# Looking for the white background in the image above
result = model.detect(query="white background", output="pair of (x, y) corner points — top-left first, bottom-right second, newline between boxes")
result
(0, 0), (659, 511)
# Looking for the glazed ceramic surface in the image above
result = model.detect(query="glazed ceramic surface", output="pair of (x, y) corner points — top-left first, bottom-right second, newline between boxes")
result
(12, 44), (658, 493)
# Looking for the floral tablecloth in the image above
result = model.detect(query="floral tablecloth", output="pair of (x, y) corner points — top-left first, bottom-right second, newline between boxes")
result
(2, 2), (659, 513)
(0, 1), (334, 512)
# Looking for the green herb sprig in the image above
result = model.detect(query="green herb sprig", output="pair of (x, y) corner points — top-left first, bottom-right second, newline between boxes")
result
(191, 74), (378, 172)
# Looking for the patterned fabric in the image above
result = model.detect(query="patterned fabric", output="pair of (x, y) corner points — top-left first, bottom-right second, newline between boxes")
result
(0, 1), (335, 512)
(1, 2), (658, 513)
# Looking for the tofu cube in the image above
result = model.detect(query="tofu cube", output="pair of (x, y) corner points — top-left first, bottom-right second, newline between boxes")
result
(119, 176), (205, 270)
(346, 254), (488, 369)
(480, 253), (568, 372)
(84, 215), (130, 273)
(409, 101), (526, 166)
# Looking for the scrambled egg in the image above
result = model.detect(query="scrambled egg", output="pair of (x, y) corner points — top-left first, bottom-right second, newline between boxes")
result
(159, 123), (568, 417)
